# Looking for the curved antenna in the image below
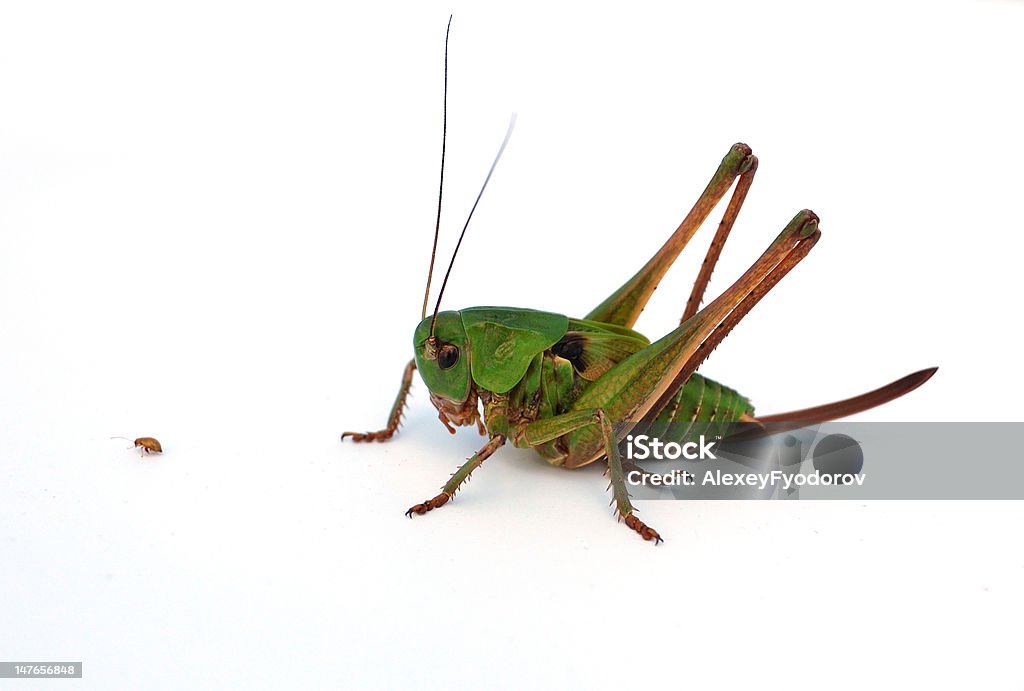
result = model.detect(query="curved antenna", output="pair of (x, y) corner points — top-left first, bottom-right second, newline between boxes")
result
(429, 114), (517, 338)
(421, 15), (453, 320)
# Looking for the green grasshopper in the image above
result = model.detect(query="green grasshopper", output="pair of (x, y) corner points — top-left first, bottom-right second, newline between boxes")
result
(342, 26), (935, 543)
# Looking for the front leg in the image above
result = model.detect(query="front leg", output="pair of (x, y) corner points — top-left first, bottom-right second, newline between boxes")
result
(406, 434), (506, 517)
(342, 359), (416, 442)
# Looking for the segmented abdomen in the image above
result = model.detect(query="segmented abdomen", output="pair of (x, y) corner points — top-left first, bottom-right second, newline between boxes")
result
(646, 374), (753, 445)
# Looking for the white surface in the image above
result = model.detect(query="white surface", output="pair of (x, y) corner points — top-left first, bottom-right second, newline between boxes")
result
(2, 2), (1023, 689)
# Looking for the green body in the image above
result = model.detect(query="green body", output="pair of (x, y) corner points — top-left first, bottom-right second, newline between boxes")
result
(413, 307), (752, 468)
(348, 143), (932, 542)
(392, 145), (821, 542)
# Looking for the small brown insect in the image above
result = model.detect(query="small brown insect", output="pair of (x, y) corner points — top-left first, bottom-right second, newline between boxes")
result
(111, 436), (163, 455)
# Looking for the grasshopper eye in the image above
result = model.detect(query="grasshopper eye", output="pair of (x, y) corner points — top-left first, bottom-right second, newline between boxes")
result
(438, 344), (460, 370)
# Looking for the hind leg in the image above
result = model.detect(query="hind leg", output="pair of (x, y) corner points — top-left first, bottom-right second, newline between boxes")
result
(585, 143), (758, 329)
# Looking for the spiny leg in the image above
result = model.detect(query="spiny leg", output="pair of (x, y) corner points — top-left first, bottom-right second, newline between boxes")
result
(521, 214), (820, 540)
(681, 155), (758, 324)
(642, 213), (820, 427)
(406, 434), (506, 517)
(596, 410), (661, 543)
(342, 359), (416, 443)
(522, 409), (661, 543)
(586, 143), (757, 329)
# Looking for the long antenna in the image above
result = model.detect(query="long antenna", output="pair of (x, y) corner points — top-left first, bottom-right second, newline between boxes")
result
(429, 114), (517, 338)
(421, 15), (453, 320)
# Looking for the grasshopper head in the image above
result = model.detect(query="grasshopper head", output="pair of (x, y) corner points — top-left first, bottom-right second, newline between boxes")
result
(414, 311), (478, 428)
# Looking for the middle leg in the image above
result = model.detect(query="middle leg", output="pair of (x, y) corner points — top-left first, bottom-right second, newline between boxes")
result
(523, 409), (662, 543)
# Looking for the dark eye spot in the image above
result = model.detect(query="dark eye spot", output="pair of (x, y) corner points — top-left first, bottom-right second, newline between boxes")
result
(438, 344), (460, 370)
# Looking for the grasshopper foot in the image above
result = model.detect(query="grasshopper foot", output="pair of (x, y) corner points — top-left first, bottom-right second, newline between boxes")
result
(341, 429), (396, 443)
(624, 513), (663, 545)
(405, 492), (451, 517)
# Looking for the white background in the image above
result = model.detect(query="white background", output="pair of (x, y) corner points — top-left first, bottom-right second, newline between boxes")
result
(2, 1), (1023, 689)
